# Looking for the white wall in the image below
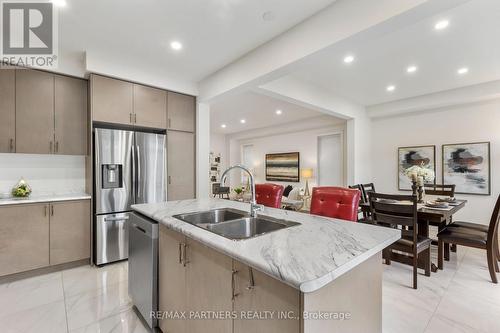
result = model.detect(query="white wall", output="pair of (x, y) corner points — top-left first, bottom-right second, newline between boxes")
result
(0, 154), (86, 198)
(371, 99), (500, 224)
(210, 133), (228, 172)
(227, 125), (346, 191)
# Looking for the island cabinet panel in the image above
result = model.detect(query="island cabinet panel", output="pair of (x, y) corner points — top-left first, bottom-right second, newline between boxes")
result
(0, 69), (16, 153)
(233, 261), (301, 333)
(0, 204), (50, 276)
(15, 69), (55, 154)
(54, 75), (88, 155)
(185, 238), (233, 333)
(167, 131), (195, 200)
(49, 200), (91, 265)
(167, 92), (195, 132)
(133, 84), (167, 129)
(91, 74), (134, 125)
(159, 225), (187, 333)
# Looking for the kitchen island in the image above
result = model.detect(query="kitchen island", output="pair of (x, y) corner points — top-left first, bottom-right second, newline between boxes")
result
(132, 198), (400, 333)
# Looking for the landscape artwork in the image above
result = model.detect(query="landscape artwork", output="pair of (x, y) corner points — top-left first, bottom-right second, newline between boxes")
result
(398, 145), (436, 190)
(265, 152), (300, 182)
(443, 142), (490, 195)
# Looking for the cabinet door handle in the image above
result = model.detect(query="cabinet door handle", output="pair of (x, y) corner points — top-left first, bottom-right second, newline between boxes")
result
(168, 176), (172, 185)
(55, 141), (59, 153)
(9, 138), (14, 152)
(49, 141), (53, 153)
(134, 114), (137, 123)
(182, 243), (189, 267)
(168, 118), (171, 128)
(44, 205), (47, 217)
(51, 205), (54, 216)
(232, 269), (239, 300)
(130, 113), (133, 124)
(178, 243), (182, 264)
(246, 267), (255, 290)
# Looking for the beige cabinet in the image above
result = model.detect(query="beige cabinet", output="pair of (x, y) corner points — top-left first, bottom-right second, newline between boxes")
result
(167, 92), (196, 132)
(159, 225), (187, 333)
(91, 74), (133, 125)
(233, 261), (301, 333)
(49, 200), (91, 265)
(0, 204), (50, 276)
(55, 75), (88, 155)
(0, 69), (16, 153)
(167, 131), (195, 200)
(185, 238), (233, 333)
(15, 69), (55, 154)
(134, 84), (167, 128)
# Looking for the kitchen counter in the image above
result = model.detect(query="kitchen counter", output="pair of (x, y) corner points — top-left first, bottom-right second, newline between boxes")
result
(0, 193), (91, 206)
(132, 198), (400, 293)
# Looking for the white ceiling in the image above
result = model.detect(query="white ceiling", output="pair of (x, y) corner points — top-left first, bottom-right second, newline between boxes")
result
(210, 91), (331, 134)
(58, 0), (335, 86)
(291, 0), (500, 106)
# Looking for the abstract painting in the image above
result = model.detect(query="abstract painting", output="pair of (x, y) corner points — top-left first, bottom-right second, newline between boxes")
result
(266, 152), (300, 182)
(443, 142), (490, 195)
(398, 145), (436, 190)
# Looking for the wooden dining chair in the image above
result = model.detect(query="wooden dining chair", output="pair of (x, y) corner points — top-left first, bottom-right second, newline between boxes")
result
(424, 184), (456, 197)
(349, 184), (370, 222)
(362, 183), (376, 198)
(438, 194), (500, 283)
(369, 193), (431, 289)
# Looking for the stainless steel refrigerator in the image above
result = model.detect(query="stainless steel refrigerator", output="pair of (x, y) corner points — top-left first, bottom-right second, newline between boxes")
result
(94, 128), (166, 265)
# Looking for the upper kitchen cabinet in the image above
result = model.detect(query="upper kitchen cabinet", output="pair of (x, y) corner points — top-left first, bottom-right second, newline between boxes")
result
(133, 84), (167, 129)
(55, 75), (88, 155)
(0, 69), (16, 153)
(167, 92), (196, 132)
(91, 74), (134, 125)
(167, 131), (196, 200)
(16, 69), (55, 154)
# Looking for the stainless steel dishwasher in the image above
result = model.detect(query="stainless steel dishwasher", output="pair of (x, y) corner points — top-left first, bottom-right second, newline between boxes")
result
(128, 212), (158, 330)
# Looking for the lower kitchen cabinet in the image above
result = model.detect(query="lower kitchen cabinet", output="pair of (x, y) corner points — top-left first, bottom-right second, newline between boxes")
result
(158, 226), (300, 333)
(159, 226), (187, 333)
(0, 199), (91, 278)
(0, 204), (50, 276)
(49, 200), (91, 265)
(233, 261), (301, 333)
(185, 238), (233, 333)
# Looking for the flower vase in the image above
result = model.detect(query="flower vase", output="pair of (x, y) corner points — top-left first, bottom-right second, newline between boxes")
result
(417, 176), (425, 203)
(411, 181), (418, 197)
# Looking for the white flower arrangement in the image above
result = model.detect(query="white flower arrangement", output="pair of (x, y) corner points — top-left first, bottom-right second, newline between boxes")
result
(404, 164), (435, 183)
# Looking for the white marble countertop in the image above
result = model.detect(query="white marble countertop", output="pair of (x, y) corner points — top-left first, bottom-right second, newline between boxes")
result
(0, 193), (91, 206)
(133, 199), (400, 293)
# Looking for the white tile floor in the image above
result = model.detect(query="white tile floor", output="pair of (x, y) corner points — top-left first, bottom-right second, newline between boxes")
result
(0, 247), (498, 333)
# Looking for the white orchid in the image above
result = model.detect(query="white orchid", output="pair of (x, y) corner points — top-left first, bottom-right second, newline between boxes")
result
(404, 164), (435, 182)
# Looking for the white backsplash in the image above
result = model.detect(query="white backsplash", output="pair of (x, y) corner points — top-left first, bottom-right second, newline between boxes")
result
(0, 154), (86, 198)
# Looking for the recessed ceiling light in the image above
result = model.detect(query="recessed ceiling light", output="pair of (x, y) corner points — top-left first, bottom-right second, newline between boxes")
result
(457, 67), (469, 75)
(343, 55), (355, 64)
(220, 124), (227, 128)
(434, 20), (449, 30)
(240, 119), (246, 124)
(275, 109), (283, 115)
(170, 41), (183, 51)
(386, 85), (396, 92)
(52, 0), (67, 7)
(407, 65), (418, 73)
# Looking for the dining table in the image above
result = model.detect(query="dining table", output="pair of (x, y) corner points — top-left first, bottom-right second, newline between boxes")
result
(359, 199), (467, 272)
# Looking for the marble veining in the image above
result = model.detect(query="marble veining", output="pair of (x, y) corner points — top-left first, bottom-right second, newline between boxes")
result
(0, 193), (91, 206)
(132, 198), (401, 292)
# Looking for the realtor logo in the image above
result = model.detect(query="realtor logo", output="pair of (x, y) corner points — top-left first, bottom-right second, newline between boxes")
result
(1, 1), (58, 68)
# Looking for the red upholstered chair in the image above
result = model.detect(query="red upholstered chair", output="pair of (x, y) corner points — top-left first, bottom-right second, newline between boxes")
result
(310, 187), (361, 222)
(255, 183), (284, 208)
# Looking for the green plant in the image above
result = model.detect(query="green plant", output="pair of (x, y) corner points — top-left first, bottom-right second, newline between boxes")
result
(12, 180), (32, 198)
(233, 187), (244, 195)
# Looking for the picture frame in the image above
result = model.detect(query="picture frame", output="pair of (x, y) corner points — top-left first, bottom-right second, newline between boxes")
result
(265, 152), (300, 182)
(398, 145), (436, 191)
(442, 142), (491, 195)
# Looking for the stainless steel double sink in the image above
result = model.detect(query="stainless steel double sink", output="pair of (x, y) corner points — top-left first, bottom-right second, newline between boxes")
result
(173, 208), (300, 240)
